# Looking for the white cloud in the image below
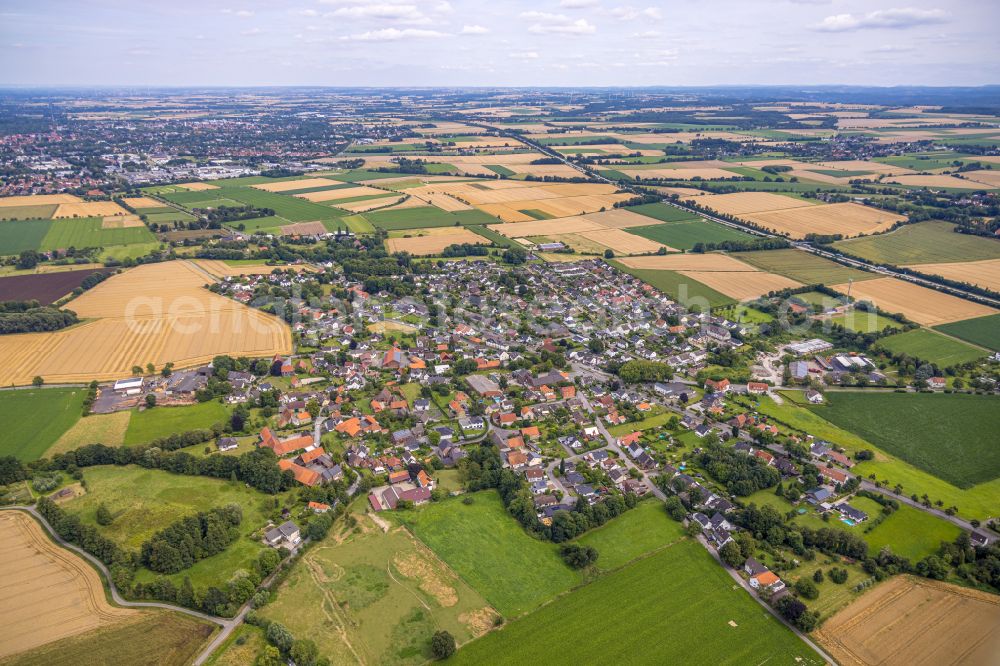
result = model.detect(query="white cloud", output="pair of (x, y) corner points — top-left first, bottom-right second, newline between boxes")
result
(460, 24), (489, 35)
(298, 9), (319, 17)
(510, 51), (539, 59)
(521, 12), (597, 35)
(241, 27), (262, 35)
(328, 4), (428, 23)
(235, 9), (254, 17)
(632, 30), (661, 39)
(608, 6), (661, 20)
(812, 7), (948, 32)
(560, 0), (599, 7)
(341, 27), (448, 41)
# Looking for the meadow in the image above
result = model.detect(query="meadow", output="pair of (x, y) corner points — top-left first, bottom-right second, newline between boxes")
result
(810, 392), (1000, 488)
(0, 388), (86, 460)
(40, 217), (156, 251)
(933, 313), (1000, 351)
(827, 311), (903, 333)
(877, 328), (985, 366)
(733, 249), (875, 285)
(450, 541), (823, 666)
(627, 219), (755, 250)
(626, 202), (701, 222)
(833, 220), (1000, 265)
(123, 400), (230, 446)
(574, 499), (685, 571)
(401, 491), (580, 617)
(609, 261), (736, 308)
(862, 502), (961, 561)
(0, 203), (58, 220)
(0, 218), (56, 255)
(364, 207), (467, 231)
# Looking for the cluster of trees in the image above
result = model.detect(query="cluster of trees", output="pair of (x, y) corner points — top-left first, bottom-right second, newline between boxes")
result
(0, 300), (79, 334)
(440, 243), (489, 258)
(690, 238), (790, 253)
(559, 543), (599, 568)
(141, 505), (242, 574)
(617, 359), (673, 383)
(376, 157), (430, 174)
(549, 492), (638, 542)
(196, 205), (274, 225)
(698, 443), (781, 496)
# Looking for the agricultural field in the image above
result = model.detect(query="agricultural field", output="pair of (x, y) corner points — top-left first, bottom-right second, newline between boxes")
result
(814, 576), (1000, 666)
(833, 220), (1000, 265)
(826, 311), (903, 333)
(574, 499), (685, 571)
(123, 401), (230, 446)
(732, 249), (876, 285)
(401, 492), (580, 617)
(625, 202), (701, 223)
(610, 262), (736, 308)
(364, 206), (463, 230)
(384, 226), (488, 256)
(627, 219), (755, 251)
(0, 510), (139, 659)
(262, 515), (497, 665)
(46, 411), (131, 457)
(0, 388), (87, 461)
(687, 191), (816, 216)
(831, 277), (997, 326)
(742, 203), (904, 239)
(0, 219), (57, 255)
(905, 257), (1000, 292)
(933, 313), (1000, 351)
(862, 502), (961, 562)
(618, 253), (801, 301)
(0, 261), (292, 386)
(809, 392), (1000, 488)
(450, 541), (823, 666)
(0, 267), (112, 304)
(40, 217), (156, 251)
(877, 328), (986, 366)
(0, 204), (58, 220)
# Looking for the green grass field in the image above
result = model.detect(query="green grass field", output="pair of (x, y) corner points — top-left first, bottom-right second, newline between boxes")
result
(834, 220), (1000, 265)
(627, 219), (755, 251)
(64, 465), (285, 589)
(0, 218), (54, 255)
(575, 499), (685, 571)
(934, 313), (1000, 351)
(364, 206), (463, 231)
(450, 541), (823, 666)
(0, 204), (58, 221)
(39, 217), (156, 250)
(123, 401), (230, 446)
(733, 249), (876, 285)
(626, 202), (701, 223)
(863, 502), (962, 562)
(144, 210), (198, 224)
(0, 388), (86, 460)
(810, 392), (1000, 488)
(878, 328), (985, 367)
(5, 612), (215, 666)
(609, 261), (736, 308)
(263, 518), (494, 664)
(402, 491), (580, 617)
(828, 311), (903, 333)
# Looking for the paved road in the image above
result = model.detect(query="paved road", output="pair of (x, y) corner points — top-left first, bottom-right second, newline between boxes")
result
(696, 533), (836, 665)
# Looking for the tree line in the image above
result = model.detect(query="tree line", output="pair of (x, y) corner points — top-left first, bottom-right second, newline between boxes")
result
(141, 505), (242, 574)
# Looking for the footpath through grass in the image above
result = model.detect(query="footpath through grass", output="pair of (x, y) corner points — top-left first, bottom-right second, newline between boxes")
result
(450, 540), (823, 666)
(401, 491), (580, 617)
(0, 388), (86, 460)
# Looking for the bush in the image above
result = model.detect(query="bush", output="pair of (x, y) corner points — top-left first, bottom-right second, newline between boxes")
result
(558, 543), (599, 569)
(795, 577), (820, 600)
(96, 503), (113, 526)
(828, 567), (848, 584)
(431, 630), (456, 660)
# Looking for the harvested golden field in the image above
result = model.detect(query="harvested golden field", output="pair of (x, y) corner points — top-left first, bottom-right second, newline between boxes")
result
(553, 143), (662, 156)
(574, 209), (661, 229)
(814, 576), (1000, 666)
(654, 186), (708, 197)
(0, 511), (138, 659)
(367, 320), (418, 334)
(377, 196), (428, 211)
(513, 163), (582, 178)
(903, 258), (1000, 292)
(619, 253), (762, 272)
(488, 217), (605, 238)
(883, 174), (992, 190)
(336, 195), (404, 213)
(53, 201), (131, 218)
(295, 185), (387, 203)
(831, 277), (997, 326)
(46, 411), (131, 457)
(101, 215), (145, 229)
(744, 203), (905, 239)
(524, 194), (632, 219)
(174, 182), (218, 191)
(405, 187), (473, 211)
(280, 221), (327, 236)
(0, 194), (81, 207)
(194, 259), (317, 277)
(620, 167), (740, 180)
(963, 170), (1000, 188)
(385, 228), (487, 256)
(815, 160), (915, 176)
(575, 228), (668, 254)
(545, 233), (610, 256)
(688, 192), (814, 216)
(121, 196), (162, 209)
(676, 270), (800, 301)
(252, 177), (343, 193)
(0, 261), (292, 385)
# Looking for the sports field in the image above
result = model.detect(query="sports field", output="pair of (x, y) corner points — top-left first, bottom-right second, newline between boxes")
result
(877, 328), (985, 367)
(834, 220), (1000, 265)
(574, 499), (685, 571)
(733, 249), (876, 284)
(123, 401), (229, 446)
(402, 492), (580, 617)
(0, 388), (87, 460)
(451, 541), (823, 666)
(809, 392), (1000, 488)
(933, 313), (1000, 351)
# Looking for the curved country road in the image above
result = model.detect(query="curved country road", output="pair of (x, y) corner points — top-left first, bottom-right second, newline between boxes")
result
(2, 505), (242, 664)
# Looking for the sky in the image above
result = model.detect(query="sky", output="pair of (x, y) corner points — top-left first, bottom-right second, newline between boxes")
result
(1, 0), (998, 87)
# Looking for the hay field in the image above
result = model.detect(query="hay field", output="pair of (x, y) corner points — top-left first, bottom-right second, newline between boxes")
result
(0, 261), (292, 385)
(0, 194), (81, 207)
(575, 209), (664, 229)
(884, 174), (992, 189)
(904, 258), (1000, 292)
(814, 576), (1000, 666)
(281, 221), (327, 236)
(488, 217), (604, 238)
(689, 192), (815, 216)
(0, 511), (138, 659)
(101, 215), (145, 229)
(194, 259), (316, 277)
(121, 197), (162, 209)
(429, 181), (628, 221)
(385, 227), (487, 255)
(814, 160), (915, 176)
(618, 253), (762, 272)
(53, 202), (130, 218)
(46, 411), (131, 457)
(574, 229), (668, 254)
(831, 277), (997, 326)
(405, 187), (473, 211)
(963, 170), (1000, 188)
(295, 185), (387, 203)
(336, 195), (404, 213)
(618, 253), (800, 299)
(745, 203), (905, 239)
(174, 182), (218, 191)
(620, 167), (740, 180)
(252, 177), (343, 193)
